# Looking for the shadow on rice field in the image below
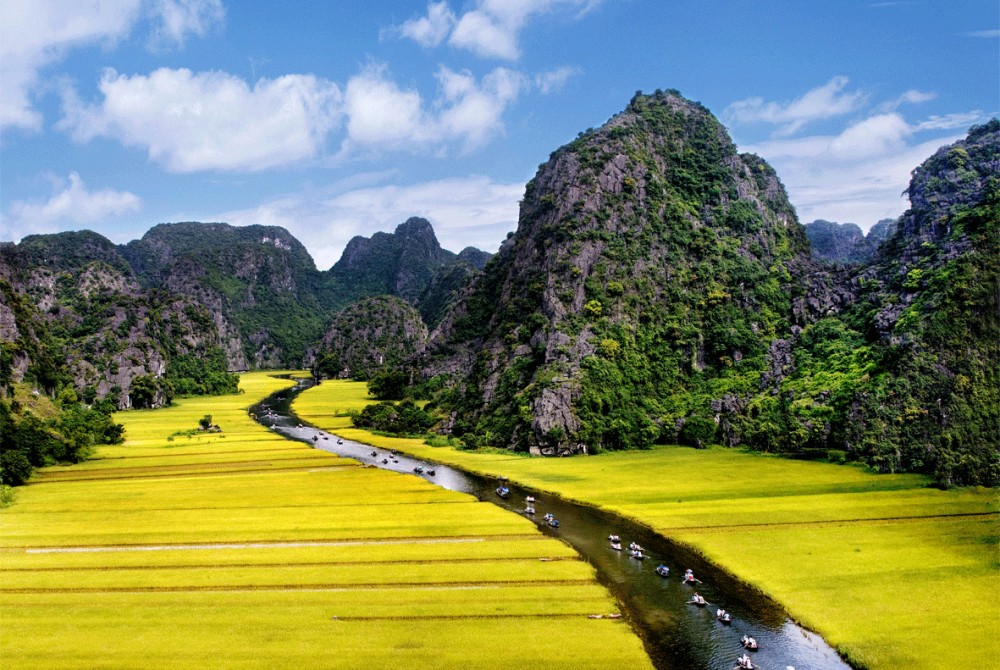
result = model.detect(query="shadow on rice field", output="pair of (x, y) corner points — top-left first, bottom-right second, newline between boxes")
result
(293, 379), (1000, 670)
(0, 373), (652, 670)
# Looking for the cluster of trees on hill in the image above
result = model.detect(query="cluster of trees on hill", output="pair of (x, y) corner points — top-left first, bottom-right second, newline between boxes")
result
(0, 391), (123, 487)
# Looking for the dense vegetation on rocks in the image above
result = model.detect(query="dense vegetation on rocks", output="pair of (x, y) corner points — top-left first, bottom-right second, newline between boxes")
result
(2, 92), (995, 487)
(399, 93), (996, 486)
(804, 218), (895, 264)
(309, 295), (428, 381)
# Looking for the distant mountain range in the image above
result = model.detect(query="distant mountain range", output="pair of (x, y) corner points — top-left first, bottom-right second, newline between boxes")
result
(1, 217), (488, 406)
(2, 91), (996, 486)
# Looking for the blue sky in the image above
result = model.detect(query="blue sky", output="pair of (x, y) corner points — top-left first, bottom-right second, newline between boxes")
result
(1, 1), (996, 269)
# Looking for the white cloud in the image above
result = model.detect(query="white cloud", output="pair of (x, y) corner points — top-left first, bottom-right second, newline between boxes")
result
(340, 64), (524, 154)
(398, 0), (455, 47)
(434, 66), (525, 149)
(59, 63), (524, 170)
(3, 172), (141, 238)
(914, 112), (985, 131)
(450, 7), (521, 60)
(397, 0), (603, 60)
(724, 76), (867, 136)
(218, 175), (524, 269)
(535, 66), (581, 94)
(743, 112), (979, 227)
(148, 0), (225, 49)
(60, 68), (344, 172)
(343, 66), (425, 146)
(0, 0), (223, 131)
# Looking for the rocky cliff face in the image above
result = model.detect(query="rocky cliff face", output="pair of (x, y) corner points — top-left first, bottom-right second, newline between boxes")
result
(411, 95), (997, 485)
(419, 90), (815, 453)
(0, 233), (237, 408)
(804, 219), (895, 264)
(122, 222), (332, 368)
(330, 217), (493, 328)
(2, 218), (490, 404)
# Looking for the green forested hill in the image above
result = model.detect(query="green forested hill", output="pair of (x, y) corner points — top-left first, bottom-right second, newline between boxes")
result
(407, 93), (998, 486)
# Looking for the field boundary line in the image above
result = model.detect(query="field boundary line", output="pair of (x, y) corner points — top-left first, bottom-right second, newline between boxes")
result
(0, 579), (596, 594)
(27, 462), (358, 484)
(661, 511), (999, 533)
(12, 535), (543, 553)
(0, 556), (578, 572)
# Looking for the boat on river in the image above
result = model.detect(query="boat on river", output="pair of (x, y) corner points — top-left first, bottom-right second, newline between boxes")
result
(736, 652), (756, 669)
(496, 486), (510, 498)
(656, 564), (670, 577)
(688, 593), (707, 606)
(548, 517), (560, 528)
(741, 635), (759, 651)
(610, 541), (622, 551)
(630, 549), (646, 560)
(414, 466), (424, 474)
(716, 608), (732, 624)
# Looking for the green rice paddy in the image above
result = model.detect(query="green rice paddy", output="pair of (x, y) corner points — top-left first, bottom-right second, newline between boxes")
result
(0, 373), (652, 669)
(294, 379), (1000, 670)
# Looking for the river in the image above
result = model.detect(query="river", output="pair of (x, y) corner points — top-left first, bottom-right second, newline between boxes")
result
(253, 379), (852, 670)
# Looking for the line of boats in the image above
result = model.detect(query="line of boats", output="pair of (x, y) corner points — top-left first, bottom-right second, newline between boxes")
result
(606, 533), (762, 667)
(502, 480), (763, 670)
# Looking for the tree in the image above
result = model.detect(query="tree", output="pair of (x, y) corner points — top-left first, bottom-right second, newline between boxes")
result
(368, 369), (409, 400)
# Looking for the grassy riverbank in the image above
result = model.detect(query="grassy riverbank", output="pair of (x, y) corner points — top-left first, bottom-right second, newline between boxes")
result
(0, 373), (651, 670)
(294, 379), (1000, 670)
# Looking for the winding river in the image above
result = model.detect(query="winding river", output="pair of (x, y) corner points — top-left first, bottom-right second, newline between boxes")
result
(253, 380), (851, 670)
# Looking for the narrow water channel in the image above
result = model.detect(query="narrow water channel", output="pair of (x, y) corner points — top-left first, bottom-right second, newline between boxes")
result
(253, 380), (852, 670)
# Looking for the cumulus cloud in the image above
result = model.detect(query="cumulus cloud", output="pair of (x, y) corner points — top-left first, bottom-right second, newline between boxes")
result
(218, 175), (524, 269)
(743, 111), (982, 227)
(0, 0), (223, 131)
(397, 0), (603, 60)
(398, 0), (455, 47)
(340, 64), (524, 154)
(724, 76), (867, 136)
(3, 172), (141, 238)
(59, 68), (344, 172)
(434, 66), (525, 149)
(59, 62), (525, 170)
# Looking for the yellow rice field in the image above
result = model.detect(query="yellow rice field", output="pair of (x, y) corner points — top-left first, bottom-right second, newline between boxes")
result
(0, 373), (652, 669)
(294, 379), (1000, 670)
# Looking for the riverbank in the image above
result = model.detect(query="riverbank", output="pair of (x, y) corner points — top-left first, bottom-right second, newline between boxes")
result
(293, 379), (1000, 670)
(0, 373), (651, 670)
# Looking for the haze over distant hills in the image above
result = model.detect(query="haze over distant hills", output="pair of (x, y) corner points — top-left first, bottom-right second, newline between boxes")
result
(2, 92), (996, 486)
